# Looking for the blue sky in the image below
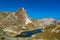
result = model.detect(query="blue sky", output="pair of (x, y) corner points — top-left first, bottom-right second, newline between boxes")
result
(0, 0), (60, 19)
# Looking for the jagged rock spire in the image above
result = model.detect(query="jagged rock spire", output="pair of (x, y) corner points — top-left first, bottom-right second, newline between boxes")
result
(20, 7), (24, 10)
(15, 8), (31, 25)
(15, 8), (27, 17)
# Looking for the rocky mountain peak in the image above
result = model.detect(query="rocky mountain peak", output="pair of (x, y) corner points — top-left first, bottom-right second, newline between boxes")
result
(15, 8), (32, 24)
(15, 8), (26, 16)
(20, 8), (25, 11)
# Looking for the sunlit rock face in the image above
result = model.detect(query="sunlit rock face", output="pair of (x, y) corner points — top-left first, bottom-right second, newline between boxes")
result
(15, 8), (32, 25)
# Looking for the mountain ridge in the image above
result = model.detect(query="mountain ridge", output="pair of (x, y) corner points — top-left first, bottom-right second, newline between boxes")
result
(0, 8), (60, 40)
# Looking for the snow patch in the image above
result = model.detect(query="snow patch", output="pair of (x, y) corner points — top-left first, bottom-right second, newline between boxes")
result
(25, 18), (32, 24)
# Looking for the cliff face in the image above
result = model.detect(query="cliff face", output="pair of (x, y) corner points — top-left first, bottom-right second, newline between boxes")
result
(0, 8), (60, 40)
